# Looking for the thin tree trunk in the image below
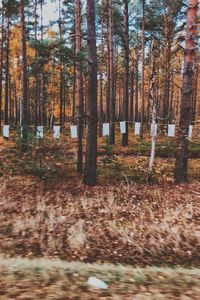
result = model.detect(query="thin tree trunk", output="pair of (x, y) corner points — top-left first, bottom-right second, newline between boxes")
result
(14, 83), (18, 126)
(191, 62), (198, 123)
(106, 19), (110, 122)
(162, 14), (172, 125)
(134, 7), (139, 122)
(0, 1), (4, 132)
(140, 0), (145, 139)
(72, 63), (76, 117)
(9, 75), (12, 124)
(148, 39), (157, 182)
(39, 0), (43, 125)
(134, 46), (139, 122)
(122, 0), (129, 146)
(20, 0), (28, 152)
(59, 0), (63, 127)
(130, 67), (134, 122)
(75, 0), (84, 174)
(108, 0), (115, 145)
(4, 14), (9, 125)
(99, 4), (104, 137)
(34, 0), (38, 128)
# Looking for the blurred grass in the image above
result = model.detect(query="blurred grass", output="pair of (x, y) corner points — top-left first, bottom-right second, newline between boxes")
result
(0, 257), (200, 299)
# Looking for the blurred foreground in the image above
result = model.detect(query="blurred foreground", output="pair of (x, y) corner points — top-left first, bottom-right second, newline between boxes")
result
(0, 257), (200, 299)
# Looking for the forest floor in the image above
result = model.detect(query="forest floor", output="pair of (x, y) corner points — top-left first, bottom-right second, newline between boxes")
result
(0, 133), (200, 298)
(0, 258), (200, 299)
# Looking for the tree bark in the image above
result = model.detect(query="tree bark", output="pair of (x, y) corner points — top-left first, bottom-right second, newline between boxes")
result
(140, 0), (145, 139)
(134, 45), (139, 122)
(59, 0), (63, 128)
(148, 39), (157, 182)
(20, 0), (28, 152)
(130, 68), (134, 122)
(108, 0), (115, 145)
(0, 2), (4, 132)
(175, 0), (198, 183)
(83, 0), (98, 186)
(34, 0), (38, 128)
(75, 0), (84, 174)
(99, 2), (104, 137)
(4, 13), (10, 125)
(122, 0), (129, 146)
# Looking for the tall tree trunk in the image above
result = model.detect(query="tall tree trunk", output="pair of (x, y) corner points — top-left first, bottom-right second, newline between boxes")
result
(4, 13), (10, 125)
(83, 0), (98, 186)
(20, 0), (28, 152)
(175, 0), (198, 183)
(134, 46), (139, 121)
(99, 3), (104, 137)
(134, 7), (139, 122)
(39, 0), (44, 125)
(148, 39), (157, 182)
(0, 2), (4, 132)
(34, 0), (38, 128)
(162, 14), (172, 125)
(59, 0), (63, 127)
(108, 0), (115, 145)
(140, 0), (145, 139)
(122, 0), (129, 146)
(106, 19), (110, 122)
(75, 0), (84, 174)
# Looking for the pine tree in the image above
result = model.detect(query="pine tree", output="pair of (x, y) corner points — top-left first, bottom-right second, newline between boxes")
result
(175, 0), (198, 182)
(83, 0), (98, 186)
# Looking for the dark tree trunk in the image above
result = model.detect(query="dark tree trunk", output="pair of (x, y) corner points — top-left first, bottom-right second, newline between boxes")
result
(0, 1), (4, 132)
(108, 0), (115, 145)
(134, 46), (139, 121)
(20, 0), (28, 152)
(34, 0), (38, 128)
(191, 61), (198, 123)
(175, 0), (198, 183)
(162, 13), (172, 125)
(106, 20), (110, 122)
(72, 62), (76, 117)
(75, 0), (84, 174)
(122, 0), (129, 146)
(83, 0), (98, 186)
(14, 83), (18, 126)
(59, 0), (63, 127)
(39, 0), (44, 125)
(4, 14), (10, 125)
(140, 0), (145, 139)
(99, 5), (104, 137)
(134, 7), (139, 122)
(129, 67), (134, 122)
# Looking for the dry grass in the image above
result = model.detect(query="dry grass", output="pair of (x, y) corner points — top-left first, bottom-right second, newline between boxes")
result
(0, 257), (200, 299)
(0, 135), (200, 298)
(0, 136), (200, 266)
(0, 175), (199, 266)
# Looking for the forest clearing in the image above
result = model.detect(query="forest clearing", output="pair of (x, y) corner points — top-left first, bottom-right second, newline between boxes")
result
(0, 0), (200, 298)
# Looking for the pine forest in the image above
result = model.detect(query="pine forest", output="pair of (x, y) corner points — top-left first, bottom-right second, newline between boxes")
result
(0, 0), (200, 298)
